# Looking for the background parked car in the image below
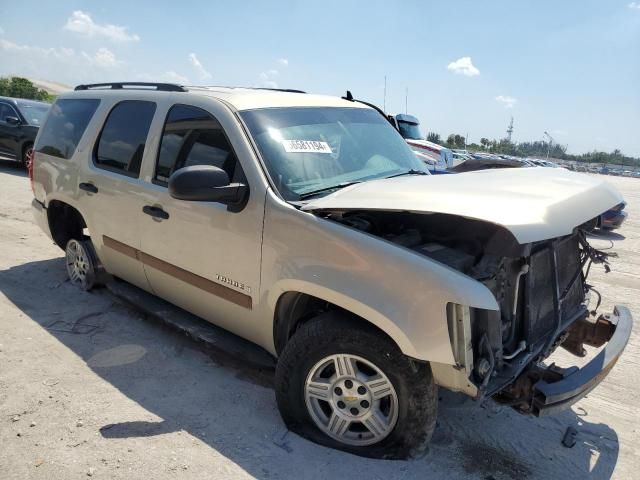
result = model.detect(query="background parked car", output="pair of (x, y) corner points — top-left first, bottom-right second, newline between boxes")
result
(600, 202), (628, 230)
(0, 96), (50, 167)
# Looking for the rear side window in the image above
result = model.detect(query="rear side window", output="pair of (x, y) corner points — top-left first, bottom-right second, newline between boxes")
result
(35, 99), (100, 159)
(154, 104), (237, 185)
(95, 100), (156, 177)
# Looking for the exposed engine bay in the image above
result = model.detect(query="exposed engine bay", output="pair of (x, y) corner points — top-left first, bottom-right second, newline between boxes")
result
(324, 209), (615, 413)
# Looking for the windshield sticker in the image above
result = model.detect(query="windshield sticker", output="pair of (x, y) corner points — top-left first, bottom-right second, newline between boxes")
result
(282, 140), (332, 154)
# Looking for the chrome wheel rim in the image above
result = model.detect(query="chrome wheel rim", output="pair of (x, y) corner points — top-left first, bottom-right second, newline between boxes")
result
(304, 353), (399, 446)
(66, 240), (90, 286)
(25, 147), (33, 168)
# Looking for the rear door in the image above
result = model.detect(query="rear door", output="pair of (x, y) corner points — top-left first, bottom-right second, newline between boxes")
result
(79, 99), (157, 292)
(137, 100), (265, 342)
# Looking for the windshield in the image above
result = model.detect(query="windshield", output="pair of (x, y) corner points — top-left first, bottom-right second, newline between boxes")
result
(397, 120), (422, 140)
(17, 101), (50, 126)
(241, 107), (427, 200)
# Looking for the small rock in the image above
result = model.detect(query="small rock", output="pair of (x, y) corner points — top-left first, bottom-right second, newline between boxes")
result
(30, 421), (36, 427)
(35, 458), (44, 467)
(11, 415), (20, 422)
(16, 432), (22, 437)
(87, 467), (95, 476)
(76, 420), (84, 427)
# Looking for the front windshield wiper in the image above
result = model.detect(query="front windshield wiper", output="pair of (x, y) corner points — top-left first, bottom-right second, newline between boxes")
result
(298, 181), (362, 200)
(384, 169), (429, 179)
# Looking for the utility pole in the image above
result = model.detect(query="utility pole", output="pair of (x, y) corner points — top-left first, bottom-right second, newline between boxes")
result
(383, 76), (387, 112)
(544, 131), (553, 161)
(405, 87), (408, 114)
(506, 116), (514, 143)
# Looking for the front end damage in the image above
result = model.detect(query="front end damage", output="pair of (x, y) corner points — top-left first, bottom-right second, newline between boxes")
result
(322, 209), (632, 416)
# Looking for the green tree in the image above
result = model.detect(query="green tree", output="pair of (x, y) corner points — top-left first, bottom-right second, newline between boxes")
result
(0, 77), (53, 102)
(426, 132), (442, 144)
(445, 133), (466, 149)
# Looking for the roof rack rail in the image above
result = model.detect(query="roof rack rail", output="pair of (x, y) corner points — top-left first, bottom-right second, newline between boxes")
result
(74, 82), (187, 92)
(255, 87), (306, 94)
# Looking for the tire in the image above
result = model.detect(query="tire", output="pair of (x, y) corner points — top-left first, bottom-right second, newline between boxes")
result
(21, 144), (33, 169)
(275, 311), (437, 459)
(65, 238), (105, 291)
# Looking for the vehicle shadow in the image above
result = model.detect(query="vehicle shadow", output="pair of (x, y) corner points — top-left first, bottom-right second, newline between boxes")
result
(0, 257), (619, 479)
(589, 230), (626, 241)
(0, 158), (28, 177)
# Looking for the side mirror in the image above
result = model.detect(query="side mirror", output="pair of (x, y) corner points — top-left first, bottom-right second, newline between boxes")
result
(168, 165), (248, 205)
(5, 116), (21, 126)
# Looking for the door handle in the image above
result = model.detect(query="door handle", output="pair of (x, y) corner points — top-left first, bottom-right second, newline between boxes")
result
(79, 182), (98, 193)
(143, 205), (170, 220)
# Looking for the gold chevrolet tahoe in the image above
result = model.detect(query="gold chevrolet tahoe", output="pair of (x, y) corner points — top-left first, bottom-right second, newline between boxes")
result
(30, 82), (632, 459)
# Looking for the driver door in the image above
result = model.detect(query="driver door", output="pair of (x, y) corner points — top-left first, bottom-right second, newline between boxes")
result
(138, 101), (264, 343)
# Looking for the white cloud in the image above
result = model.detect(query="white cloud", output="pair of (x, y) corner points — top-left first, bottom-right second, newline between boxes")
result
(259, 69), (279, 88)
(629, 2), (640, 9)
(64, 10), (140, 42)
(82, 47), (120, 68)
(447, 56), (480, 77)
(277, 58), (289, 67)
(495, 95), (517, 108)
(160, 71), (190, 85)
(188, 53), (212, 81)
(0, 38), (123, 85)
(0, 38), (75, 60)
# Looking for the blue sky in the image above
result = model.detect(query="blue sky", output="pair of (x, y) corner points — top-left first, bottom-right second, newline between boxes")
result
(1, 1), (638, 156)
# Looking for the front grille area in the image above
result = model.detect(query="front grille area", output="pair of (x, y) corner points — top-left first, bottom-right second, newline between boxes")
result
(525, 235), (584, 346)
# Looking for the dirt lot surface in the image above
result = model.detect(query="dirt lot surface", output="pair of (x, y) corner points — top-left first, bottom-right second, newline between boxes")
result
(0, 161), (638, 479)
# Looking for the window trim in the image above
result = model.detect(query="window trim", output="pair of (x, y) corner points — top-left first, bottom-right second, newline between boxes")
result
(152, 103), (243, 188)
(92, 100), (157, 179)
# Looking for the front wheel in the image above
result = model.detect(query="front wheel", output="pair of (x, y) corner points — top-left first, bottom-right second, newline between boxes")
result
(275, 312), (437, 459)
(22, 144), (33, 169)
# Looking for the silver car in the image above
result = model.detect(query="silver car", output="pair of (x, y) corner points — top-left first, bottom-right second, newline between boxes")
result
(31, 82), (632, 458)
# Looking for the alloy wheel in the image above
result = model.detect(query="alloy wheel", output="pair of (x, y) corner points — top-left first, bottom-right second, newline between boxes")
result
(304, 353), (399, 446)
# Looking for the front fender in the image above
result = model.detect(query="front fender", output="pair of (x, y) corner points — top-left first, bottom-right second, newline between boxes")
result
(261, 192), (499, 364)
(267, 279), (419, 358)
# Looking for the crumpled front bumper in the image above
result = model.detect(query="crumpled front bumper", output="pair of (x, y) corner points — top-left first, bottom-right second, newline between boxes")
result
(531, 305), (633, 416)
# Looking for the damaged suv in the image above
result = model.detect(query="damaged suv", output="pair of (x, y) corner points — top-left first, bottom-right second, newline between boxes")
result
(31, 83), (632, 459)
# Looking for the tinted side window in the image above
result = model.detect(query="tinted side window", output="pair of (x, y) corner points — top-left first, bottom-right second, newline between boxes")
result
(0, 103), (17, 123)
(154, 105), (237, 185)
(95, 101), (156, 176)
(34, 99), (100, 159)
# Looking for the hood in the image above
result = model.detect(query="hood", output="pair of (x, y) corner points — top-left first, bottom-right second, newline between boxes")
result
(449, 158), (524, 173)
(406, 139), (448, 153)
(302, 168), (623, 244)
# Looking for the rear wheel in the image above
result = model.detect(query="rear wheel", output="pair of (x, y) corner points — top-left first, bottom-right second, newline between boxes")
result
(275, 312), (437, 459)
(65, 238), (104, 291)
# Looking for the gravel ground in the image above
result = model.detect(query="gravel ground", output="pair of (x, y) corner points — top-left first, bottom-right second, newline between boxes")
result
(0, 161), (638, 479)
